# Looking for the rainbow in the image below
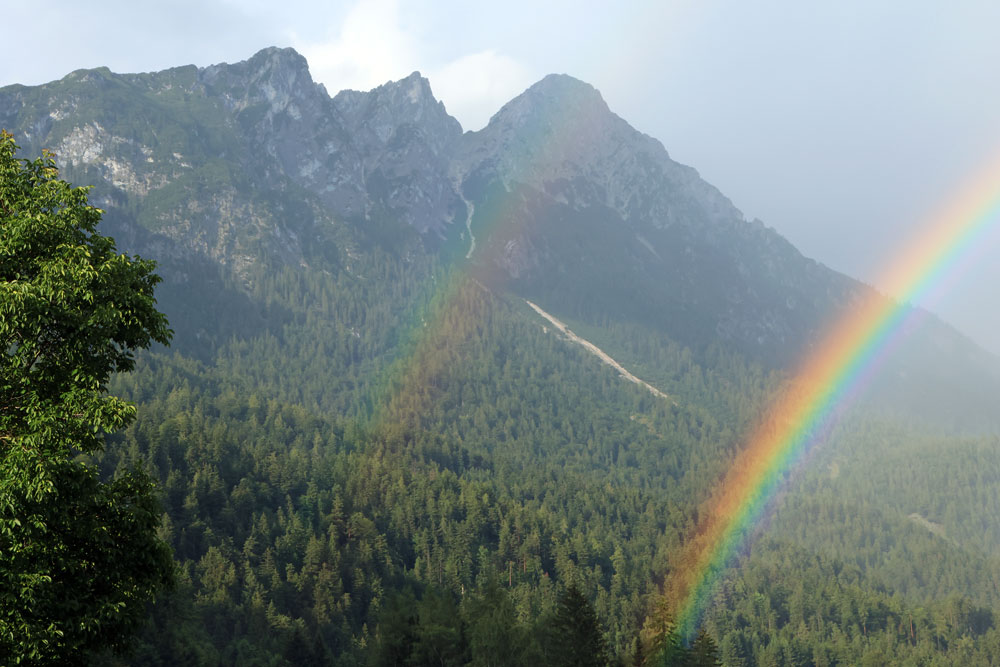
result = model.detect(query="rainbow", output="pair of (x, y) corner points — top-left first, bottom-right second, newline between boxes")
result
(365, 80), (1000, 640)
(667, 159), (1000, 640)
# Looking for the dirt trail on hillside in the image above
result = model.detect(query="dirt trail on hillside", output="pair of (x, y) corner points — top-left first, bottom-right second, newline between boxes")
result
(525, 300), (675, 404)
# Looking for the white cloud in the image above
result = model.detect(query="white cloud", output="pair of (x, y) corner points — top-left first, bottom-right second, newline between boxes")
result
(289, 0), (532, 131)
(292, 0), (417, 93)
(429, 50), (534, 131)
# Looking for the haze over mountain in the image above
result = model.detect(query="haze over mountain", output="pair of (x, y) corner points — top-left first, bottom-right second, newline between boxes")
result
(4, 47), (1000, 664)
(9, 2), (1000, 360)
(2, 46), (995, 424)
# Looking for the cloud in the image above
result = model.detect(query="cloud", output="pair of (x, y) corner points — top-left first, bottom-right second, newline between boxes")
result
(290, 0), (531, 131)
(291, 0), (417, 93)
(428, 50), (534, 131)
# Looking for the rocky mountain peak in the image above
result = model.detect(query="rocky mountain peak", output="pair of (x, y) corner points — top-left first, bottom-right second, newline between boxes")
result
(214, 46), (311, 81)
(477, 74), (610, 147)
(325, 71), (464, 236)
(333, 71), (461, 149)
(461, 72), (740, 234)
(199, 46), (322, 116)
(249, 46), (310, 71)
(246, 47), (314, 92)
(493, 73), (610, 126)
(397, 71), (436, 105)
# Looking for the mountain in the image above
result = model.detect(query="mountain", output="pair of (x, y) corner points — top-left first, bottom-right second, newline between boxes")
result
(4, 47), (995, 383)
(5, 47), (1000, 664)
(457, 73), (853, 359)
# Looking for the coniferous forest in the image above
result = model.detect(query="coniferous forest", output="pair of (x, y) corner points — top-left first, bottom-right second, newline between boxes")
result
(84, 256), (1000, 666)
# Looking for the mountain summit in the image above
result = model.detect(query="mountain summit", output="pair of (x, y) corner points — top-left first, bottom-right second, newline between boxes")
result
(486, 73), (611, 129)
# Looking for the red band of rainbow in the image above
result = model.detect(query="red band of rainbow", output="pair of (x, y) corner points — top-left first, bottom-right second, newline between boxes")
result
(668, 160), (1000, 638)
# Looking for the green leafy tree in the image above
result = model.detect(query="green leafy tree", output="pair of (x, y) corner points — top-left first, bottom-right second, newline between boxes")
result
(0, 132), (173, 663)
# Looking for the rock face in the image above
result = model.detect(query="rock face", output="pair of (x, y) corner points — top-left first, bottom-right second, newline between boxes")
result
(460, 74), (736, 231)
(332, 72), (463, 235)
(0, 47), (467, 273)
(0, 46), (992, 381)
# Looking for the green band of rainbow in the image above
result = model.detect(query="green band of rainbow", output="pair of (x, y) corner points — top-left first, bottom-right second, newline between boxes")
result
(669, 164), (1000, 639)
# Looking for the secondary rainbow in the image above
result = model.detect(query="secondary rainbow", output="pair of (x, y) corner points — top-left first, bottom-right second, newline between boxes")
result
(366, 86), (591, 429)
(668, 160), (1000, 640)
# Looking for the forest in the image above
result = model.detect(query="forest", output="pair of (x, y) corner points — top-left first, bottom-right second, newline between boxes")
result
(4, 100), (1000, 666)
(78, 250), (1000, 666)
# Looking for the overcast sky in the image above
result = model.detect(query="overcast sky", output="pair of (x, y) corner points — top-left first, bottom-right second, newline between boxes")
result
(5, 0), (1000, 354)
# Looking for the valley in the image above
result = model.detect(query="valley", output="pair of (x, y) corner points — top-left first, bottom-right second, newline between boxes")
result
(3, 46), (1000, 666)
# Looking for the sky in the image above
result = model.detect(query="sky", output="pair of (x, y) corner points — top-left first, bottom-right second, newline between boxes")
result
(5, 0), (1000, 355)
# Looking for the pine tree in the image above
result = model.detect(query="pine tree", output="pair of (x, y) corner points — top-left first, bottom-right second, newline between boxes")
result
(547, 584), (609, 667)
(644, 597), (685, 666)
(465, 581), (530, 667)
(688, 628), (721, 666)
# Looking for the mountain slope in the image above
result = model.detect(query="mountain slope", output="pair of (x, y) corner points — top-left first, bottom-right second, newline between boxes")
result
(457, 73), (856, 363)
(3, 46), (996, 402)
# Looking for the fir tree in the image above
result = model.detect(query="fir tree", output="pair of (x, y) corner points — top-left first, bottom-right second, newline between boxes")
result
(547, 584), (609, 667)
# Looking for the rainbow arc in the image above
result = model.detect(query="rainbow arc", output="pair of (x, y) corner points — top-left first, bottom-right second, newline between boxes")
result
(668, 158), (1000, 639)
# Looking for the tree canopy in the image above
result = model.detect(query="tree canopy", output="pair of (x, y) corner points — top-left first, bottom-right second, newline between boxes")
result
(0, 131), (173, 663)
